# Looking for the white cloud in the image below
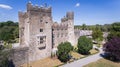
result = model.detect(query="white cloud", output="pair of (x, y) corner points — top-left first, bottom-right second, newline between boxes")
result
(75, 3), (80, 7)
(0, 4), (12, 9)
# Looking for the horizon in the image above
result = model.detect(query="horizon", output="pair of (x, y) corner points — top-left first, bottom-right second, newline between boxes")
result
(0, 0), (120, 25)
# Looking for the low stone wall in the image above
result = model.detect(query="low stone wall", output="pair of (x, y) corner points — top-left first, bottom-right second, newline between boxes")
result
(10, 47), (29, 67)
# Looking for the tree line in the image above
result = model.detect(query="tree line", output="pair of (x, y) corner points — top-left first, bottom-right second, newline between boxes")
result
(74, 23), (111, 32)
(0, 21), (19, 43)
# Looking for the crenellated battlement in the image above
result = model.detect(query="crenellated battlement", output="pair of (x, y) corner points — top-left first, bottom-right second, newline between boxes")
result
(27, 2), (51, 13)
(18, 12), (25, 17)
(18, 12), (28, 20)
(61, 11), (74, 23)
(53, 11), (74, 30)
(52, 22), (68, 30)
(66, 12), (74, 19)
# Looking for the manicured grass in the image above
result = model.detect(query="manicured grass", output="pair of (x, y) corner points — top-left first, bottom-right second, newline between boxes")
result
(71, 48), (99, 59)
(71, 51), (85, 59)
(89, 48), (99, 55)
(84, 58), (120, 67)
(21, 57), (63, 67)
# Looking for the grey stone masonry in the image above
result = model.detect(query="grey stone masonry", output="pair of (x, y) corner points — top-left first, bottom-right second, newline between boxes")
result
(10, 47), (29, 67)
(18, 1), (75, 65)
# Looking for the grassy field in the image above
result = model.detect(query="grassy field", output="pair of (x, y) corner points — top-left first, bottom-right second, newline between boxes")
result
(71, 51), (85, 59)
(71, 48), (98, 59)
(89, 48), (99, 55)
(84, 58), (120, 67)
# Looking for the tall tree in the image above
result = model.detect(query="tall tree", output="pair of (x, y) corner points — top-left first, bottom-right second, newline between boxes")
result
(77, 36), (93, 55)
(92, 28), (103, 41)
(57, 42), (73, 62)
(82, 23), (86, 30)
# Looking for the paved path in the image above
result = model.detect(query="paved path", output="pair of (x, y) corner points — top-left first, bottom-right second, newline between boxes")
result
(62, 48), (103, 67)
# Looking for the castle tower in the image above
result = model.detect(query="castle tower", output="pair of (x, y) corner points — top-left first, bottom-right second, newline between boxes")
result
(19, 2), (53, 61)
(66, 12), (75, 45)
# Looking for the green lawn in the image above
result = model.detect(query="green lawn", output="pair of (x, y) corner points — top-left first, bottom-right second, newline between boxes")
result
(70, 48), (99, 62)
(71, 51), (85, 59)
(89, 48), (99, 55)
(84, 58), (120, 67)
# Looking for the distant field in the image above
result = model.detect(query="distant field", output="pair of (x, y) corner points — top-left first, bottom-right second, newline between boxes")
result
(84, 58), (120, 67)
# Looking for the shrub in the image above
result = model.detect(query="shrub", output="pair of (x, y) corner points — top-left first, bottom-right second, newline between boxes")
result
(77, 36), (93, 55)
(57, 42), (73, 62)
(103, 37), (120, 61)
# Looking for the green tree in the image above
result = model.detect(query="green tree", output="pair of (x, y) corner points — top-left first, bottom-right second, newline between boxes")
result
(0, 21), (18, 43)
(101, 24), (111, 32)
(13, 27), (19, 38)
(57, 42), (73, 62)
(77, 36), (93, 55)
(92, 29), (103, 41)
(0, 26), (14, 42)
(107, 22), (120, 40)
(82, 23), (86, 30)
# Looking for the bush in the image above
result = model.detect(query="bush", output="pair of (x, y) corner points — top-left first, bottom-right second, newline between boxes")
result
(77, 36), (93, 55)
(103, 37), (120, 61)
(57, 42), (73, 62)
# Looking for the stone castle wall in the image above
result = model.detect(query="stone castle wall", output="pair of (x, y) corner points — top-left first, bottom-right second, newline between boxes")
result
(52, 11), (75, 46)
(10, 47), (29, 67)
(19, 2), (53, 62)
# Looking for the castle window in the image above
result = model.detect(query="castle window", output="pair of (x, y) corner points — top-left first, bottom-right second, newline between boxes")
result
(40, 37), (44, 44)
(52, 29), (54, 31)
(40, 29), (43, 32)
(53, 34), (55, 38)
(46, 22), (48, 24)
(40, 20), (43, 22)
(38, 41), (39, 45)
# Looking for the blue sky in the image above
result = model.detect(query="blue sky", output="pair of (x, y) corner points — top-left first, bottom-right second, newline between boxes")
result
(0, 0), (120, 25)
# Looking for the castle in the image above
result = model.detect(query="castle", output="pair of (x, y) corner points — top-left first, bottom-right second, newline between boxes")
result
(19, 2), (75, 61)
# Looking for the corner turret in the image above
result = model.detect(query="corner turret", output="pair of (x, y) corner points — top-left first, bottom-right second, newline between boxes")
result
(66, 12), (74, 20)
(27, 1), (32, 11)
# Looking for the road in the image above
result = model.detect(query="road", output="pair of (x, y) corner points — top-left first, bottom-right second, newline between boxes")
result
(62, 48), (103, 67)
